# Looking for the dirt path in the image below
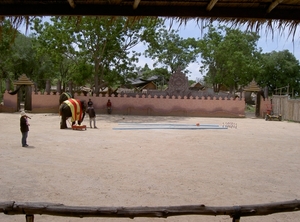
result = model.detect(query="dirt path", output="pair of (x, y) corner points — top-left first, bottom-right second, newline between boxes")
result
(1, 113), (300, 222)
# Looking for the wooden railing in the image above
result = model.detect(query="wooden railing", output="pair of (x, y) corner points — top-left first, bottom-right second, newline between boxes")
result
(1, 200), (300, 222)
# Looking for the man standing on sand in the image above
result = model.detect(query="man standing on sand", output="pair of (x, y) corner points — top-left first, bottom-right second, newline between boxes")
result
(20, 111), (30, 147)
(87, 98), (93, 107)
(107, 99), (112, 114)
(86, 106), (97, 129)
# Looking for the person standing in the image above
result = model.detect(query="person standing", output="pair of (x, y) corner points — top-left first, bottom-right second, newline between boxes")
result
(86, 106), (97, 128)
(87, 98), (93, 107)
(20, 111), (30, 147)
(107, 99), (112, 114)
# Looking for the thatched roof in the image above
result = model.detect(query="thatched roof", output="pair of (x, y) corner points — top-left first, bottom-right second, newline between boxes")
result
(0, 0), (299, 20)
(1, 1), (300, 37)
(13, 74), (34, 85)
(243, 80), (261, 92)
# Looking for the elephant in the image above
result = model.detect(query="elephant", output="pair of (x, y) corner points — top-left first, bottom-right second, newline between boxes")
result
(59, 92), (73, 105)
(59, 98), (87, 129)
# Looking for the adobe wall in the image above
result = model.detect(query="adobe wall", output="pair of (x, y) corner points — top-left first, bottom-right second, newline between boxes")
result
(1, 91), (245, 118)
(89, 94), (245, 117)
(1, 90), (18, 112)
(259, 97), (272, 118)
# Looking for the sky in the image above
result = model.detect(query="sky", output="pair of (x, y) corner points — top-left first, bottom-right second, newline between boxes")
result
(19, 18), (300, 81)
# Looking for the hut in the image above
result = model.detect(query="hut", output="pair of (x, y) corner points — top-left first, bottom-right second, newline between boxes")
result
(189, 82), (205, 91)
(127, 77), (158, 92)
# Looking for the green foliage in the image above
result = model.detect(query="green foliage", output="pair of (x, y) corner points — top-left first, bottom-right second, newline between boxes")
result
(256, 50), (300, 96)
(11, 35), (35, 75)
(0, 19), (53, 90)
(199, 25), (261, 93)
(31, 17), (77, 90)
(0, 19), (16, 80)
(31, 16), (163, 94)
(141, 66), (169, 79)
(73, 17), (163, 88)
(188, 80), (196, 85)
(1, 18), (300, 98)
(71, 60), (93, 86)
(144, 26), (199, 75)
(245, 104), (255, 113)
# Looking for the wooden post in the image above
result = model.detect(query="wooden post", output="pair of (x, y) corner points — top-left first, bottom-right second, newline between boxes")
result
(25, 214), (34, 222)
(232, 217), (240, 222)
(232, 206), (241, 222)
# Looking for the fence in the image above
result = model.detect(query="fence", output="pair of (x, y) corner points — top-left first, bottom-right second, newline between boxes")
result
(272, 95), (300, 122)
(1, 200), (300, 222)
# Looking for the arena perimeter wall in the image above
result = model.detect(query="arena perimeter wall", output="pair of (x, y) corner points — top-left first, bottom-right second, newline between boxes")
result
(1, 91), (247, 117)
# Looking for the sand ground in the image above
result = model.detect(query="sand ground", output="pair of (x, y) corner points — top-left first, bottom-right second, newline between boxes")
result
(0, 112), (300, 222)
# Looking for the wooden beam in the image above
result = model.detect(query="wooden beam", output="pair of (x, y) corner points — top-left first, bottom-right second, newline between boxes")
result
(25, 215), (34, 222)
(206, 0), (218, 11)
(267, 0), (284, 13)
(133, 0), (141, 9)
(0, 4), (299, 21)
(67, 0), (75, 8)
(110, 0), (123, 4)
(1, 200), (300, 219)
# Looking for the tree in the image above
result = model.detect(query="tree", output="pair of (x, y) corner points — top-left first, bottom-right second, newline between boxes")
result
(199, 25), (261, 93)
(256, 50), (300, 96)
(31, 16), (163, 94)
(198, 25), (224, 92)
(31, 17), (77, 91)
(0, 19), (16, 94)
(217, 28), (261, 92)
(1, 19), (57, 93)
(70, 16), (163, 94)
(10, 34), (40, 78)
(144, 27), (199, 79)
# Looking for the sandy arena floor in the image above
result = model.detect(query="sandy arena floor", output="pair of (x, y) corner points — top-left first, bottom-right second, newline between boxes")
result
(0, 112), (300, 222)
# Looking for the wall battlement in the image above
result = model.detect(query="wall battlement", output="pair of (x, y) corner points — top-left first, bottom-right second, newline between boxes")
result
(2, 90), (246, 117)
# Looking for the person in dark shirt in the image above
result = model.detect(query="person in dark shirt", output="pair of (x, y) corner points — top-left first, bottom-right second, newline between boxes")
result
(86, 106), (97, 128)
(20, 111), (30, 147)
(87, 98), (93, 107)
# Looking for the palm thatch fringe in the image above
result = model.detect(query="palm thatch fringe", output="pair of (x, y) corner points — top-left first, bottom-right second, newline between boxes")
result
(1, 16), (299, 42)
